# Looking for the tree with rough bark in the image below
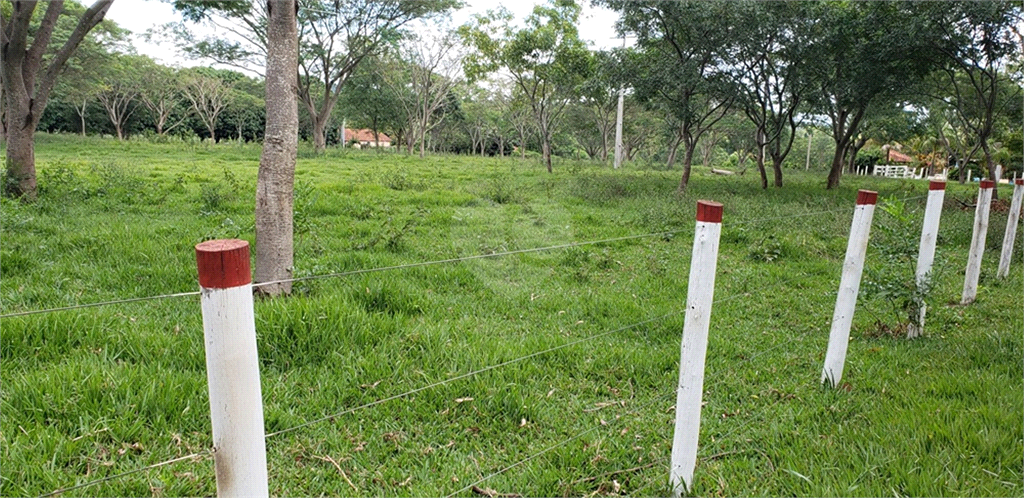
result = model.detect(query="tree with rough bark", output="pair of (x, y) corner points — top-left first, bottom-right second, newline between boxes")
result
(460, 0), (592, 173)
(255, 0), (299, 296)
(1, 0), (114, 199)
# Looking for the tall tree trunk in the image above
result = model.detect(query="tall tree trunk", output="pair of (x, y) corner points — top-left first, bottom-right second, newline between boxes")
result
(4, 106), (37, 198)
(541, 139), (552, 173)
(772, 157), (783, 188)
(77, 100), (87, 136)
(756, 131), (768, 190)
(1, 0), (113, 199)
(677, 136), (696, 192)
(312, 116), (327, 152)
(826, 144), (847, 190)
(666, 136), (681, 170)
(254, 0), (299, 297)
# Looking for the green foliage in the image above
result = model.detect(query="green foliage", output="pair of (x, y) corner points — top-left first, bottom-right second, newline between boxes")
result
(862, 196), (931, 332)
(2, 92), (1021, 498)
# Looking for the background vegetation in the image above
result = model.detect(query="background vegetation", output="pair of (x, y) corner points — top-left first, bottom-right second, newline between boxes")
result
(1, 137), (1021, 496)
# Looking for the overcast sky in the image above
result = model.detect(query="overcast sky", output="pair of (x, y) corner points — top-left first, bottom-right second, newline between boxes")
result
(105, 0), (626, 69)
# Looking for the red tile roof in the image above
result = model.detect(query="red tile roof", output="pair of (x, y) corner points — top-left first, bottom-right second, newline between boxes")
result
(344, 128), (391, 143)
(887, 150), (914, 163)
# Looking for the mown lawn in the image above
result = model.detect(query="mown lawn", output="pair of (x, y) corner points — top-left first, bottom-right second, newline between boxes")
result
(1, 134), (1021, 497)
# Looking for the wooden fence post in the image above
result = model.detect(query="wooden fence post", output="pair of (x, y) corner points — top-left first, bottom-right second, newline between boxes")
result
(997, 179), (1024, 279)
(908, 181), (945, 338)
(196, 239), (269, 498)
(669, 200), (723, 497)
(821, 190), (877, 387)
(962, 180), (995, 304)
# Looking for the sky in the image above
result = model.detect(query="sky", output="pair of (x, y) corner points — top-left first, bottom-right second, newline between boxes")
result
(104, 0), (626, 69)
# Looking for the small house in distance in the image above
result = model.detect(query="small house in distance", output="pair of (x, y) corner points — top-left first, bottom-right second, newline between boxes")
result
(342, 128), (391, 148)
(885, 149), (914, 164)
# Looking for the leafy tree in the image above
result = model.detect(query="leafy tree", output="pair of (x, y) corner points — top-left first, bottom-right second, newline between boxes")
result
(181, 69), (230, 141)
(95, 53), (145, 140)
(729, 1), (814, 188)
(1, 0), (114, 199)
(295, 0), (458, 152)
(922, 2), (1022, 185)
(52, 9), (126, 136)
(803, 1), (939, 189)
(336, 53), (405, 148)
(604, 0), (735, 190)
(170, 0), (458, 152)
(387, 29), (463, 157)
(137, 61), (190, 136)
(461, 0), (592, 172)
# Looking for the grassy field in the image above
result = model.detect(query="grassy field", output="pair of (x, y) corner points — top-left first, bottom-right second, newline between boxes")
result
(1, 133), (1021, 497)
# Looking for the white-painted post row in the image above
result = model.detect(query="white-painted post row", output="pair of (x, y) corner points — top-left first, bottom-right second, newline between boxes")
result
(821, 190), (877, 387)
(196, 239), (270, 498)
(967, 169), (972, 182)
(670, 200), (723, 497)
(907, 181), (946, 338)
(995, 165), (1003, 183)
(997, 179), (1024, 279)
(962, 180), (995, 304)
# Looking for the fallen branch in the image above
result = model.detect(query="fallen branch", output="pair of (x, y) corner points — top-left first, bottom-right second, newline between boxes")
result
(472, 485), (521, 498)
(313, 454), (359, 492)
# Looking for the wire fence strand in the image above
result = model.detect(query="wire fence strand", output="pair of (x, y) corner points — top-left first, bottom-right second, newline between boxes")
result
(20, 192), (932, 496)
(2, 192), (928, 320)
(36, 451), (211, 498)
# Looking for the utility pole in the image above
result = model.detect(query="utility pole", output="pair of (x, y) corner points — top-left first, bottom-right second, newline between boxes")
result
(613, 35), (626, 169)
(805, 129), (813, 171)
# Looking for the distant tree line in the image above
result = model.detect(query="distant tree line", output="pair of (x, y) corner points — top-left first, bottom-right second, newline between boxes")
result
(3, 0), (1022, 199)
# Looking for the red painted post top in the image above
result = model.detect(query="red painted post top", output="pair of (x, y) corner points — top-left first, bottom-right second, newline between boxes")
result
(1016, 179), (1024, 186)
(856, 190), (878, 205)
(979, 179), (995, 189)
(929, 180), (946, 191)
(696, 200), (723, 223)
(196, 239), (252, 289)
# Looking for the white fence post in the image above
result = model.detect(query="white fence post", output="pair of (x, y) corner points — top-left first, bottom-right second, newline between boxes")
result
(997, 179), (1024, 279)
(962, 180), (995, 304)
(907, 181), (945, 338)
(196, 239), (270, 498)
(669, 200), (723, 497)
(821, 190), (877, 387)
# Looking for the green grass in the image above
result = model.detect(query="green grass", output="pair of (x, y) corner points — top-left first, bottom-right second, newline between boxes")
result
(1, 133), (1021, 497)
